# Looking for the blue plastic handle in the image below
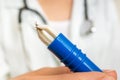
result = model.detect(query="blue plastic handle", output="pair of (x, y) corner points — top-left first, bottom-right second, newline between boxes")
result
(48, 33), (102, 72)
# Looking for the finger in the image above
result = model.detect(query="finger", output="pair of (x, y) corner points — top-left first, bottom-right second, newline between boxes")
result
(25, 66), (71, 76)
(35, 66), (71, 75)
(11, 67), (71, 80)
(60, 72), (115, 80)
(104, 70), (117, 80)
(17, 72), (115, 80)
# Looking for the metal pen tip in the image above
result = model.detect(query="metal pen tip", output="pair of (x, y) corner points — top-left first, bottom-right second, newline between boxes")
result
(36, 24), (57, 46)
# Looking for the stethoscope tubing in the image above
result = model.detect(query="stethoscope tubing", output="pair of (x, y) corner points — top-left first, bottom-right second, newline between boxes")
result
(18, 0), (47, 24)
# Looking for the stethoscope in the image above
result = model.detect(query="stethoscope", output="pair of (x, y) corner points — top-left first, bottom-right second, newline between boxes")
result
(18, 0), (94, 36)
(18, 0), (47, 24)
(80, 0), (95, 36)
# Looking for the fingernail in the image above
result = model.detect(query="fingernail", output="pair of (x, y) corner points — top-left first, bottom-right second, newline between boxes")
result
(102, 76), (114, 80)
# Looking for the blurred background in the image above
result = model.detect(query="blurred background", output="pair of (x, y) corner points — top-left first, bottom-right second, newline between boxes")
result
(115, 0), (120, 20)
(0, 0), (120, 80)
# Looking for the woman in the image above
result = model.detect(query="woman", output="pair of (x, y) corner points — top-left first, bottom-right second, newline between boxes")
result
(0, 0), (119, 80)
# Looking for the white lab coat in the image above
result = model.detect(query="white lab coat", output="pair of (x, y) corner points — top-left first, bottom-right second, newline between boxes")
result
(0, 0), (120, 80)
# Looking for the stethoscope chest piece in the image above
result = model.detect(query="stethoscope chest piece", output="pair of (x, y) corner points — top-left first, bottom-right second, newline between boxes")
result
(80, 0), (96, 37)
(80, 20), (96, 36)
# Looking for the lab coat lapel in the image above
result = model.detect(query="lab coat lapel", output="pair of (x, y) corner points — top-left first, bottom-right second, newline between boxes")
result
(19, 0), (59, 70)
(69, 0), (84, 42)
(1, 1), (30, 76)
(4, 0), (23, 8)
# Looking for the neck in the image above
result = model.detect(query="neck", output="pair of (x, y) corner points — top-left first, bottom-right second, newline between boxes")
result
(37, 0), (73, 21)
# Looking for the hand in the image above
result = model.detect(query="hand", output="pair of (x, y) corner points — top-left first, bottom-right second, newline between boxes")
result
(11, 66), (117, 80)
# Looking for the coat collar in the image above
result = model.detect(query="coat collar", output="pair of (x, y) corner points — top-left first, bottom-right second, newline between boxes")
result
(4, 0), (48, 24)
(4, 0), (23, 8)
(69, 0), (84, 39)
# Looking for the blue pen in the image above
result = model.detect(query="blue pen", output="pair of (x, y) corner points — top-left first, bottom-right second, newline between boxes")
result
(36, 25), (102, 72)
